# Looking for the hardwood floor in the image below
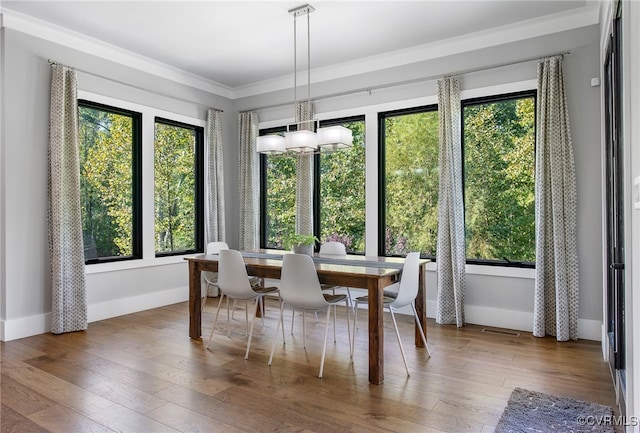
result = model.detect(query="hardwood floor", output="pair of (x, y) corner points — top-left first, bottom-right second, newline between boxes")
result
(1, 299), (618, 433)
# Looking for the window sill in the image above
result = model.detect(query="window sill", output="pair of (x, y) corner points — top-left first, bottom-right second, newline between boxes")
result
(85, 254), (198, 275)
(424, 262), (535, 279)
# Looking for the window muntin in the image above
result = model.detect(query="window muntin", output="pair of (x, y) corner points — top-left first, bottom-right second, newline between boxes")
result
(317, 118), (366, 254)
(154, 117), (204, 256)
(79, 100), (142, 263)
(380, 106), (439, 257)
(462, 91), (536, 265)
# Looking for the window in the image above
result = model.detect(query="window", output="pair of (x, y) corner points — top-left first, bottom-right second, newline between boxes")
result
(260, 127), (296, 249)
(260, 117), (366, 254)
(154, 117), (204, 256)
(379, 106), (439, 257)
(79, 100), (142, 263)
(317, 117), (366, 254)
(462, 91), (536, 265)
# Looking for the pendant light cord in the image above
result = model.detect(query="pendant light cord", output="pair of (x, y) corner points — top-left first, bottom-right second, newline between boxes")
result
(293, 12), (297, 120)
(307, 9), (311, 111)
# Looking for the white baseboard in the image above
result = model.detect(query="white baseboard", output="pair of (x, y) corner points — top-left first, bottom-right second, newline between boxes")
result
(1, 312), (52, 342)
(380, 299), (601, 341)
(1, 286), (601, 342)
(0, 286), (188, 342)
(87, 286), (188, 322)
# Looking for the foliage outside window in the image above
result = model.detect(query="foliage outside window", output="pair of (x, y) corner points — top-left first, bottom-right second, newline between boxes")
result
(154, 118), (204, 256)
(463, 92), (536, 264)
(318, 118), (366, 254)
(381, 107), (439, 257)
(79, 100), (141, 263)
(261, 128), (296, 249)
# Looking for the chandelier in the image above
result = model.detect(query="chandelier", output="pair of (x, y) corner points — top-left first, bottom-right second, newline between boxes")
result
(256, 4), (353, 155)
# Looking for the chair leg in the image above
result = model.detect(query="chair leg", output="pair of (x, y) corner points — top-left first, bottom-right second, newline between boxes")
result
(245, 301), (249, 336)
(318, 307), (331, 378)
(302, 311), (306, 349)
(389, 306), (410, 376)
(290, 308), (295, 335)
(245, 297), (260, 360)
(351, 299), (359, 360)
(279, 296), (285, 342)
(333, 304), (337, 343)
(259, 297), (265, 327)
(206, 293), (226, 350)
(227, 296), (232, 338)
(201, 282), (208, 311)
(411, 303), (431, 357)
(268, 300), (286, 366)
(345, 298), (352, 359)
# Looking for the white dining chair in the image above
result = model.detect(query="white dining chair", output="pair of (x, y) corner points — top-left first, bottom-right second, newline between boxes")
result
(268, 253), (351, 378)
(290, 241), (351, 336)
(202, 241), (261, 321)
(319, 241), (353, 332)
(351, 252), (431, 376)
(202, 241), (229, 310)
(206, 249), (279, 360)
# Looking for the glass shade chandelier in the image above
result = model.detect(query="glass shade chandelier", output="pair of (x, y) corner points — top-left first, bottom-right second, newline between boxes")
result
(256, 4), (353, 155)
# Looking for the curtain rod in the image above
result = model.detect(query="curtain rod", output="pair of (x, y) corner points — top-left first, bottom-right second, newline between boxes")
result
(245, 50), (570, 113)
(47, 59), (224, 112)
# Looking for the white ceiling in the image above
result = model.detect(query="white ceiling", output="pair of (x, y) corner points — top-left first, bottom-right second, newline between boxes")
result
(0, 0), (597, 95)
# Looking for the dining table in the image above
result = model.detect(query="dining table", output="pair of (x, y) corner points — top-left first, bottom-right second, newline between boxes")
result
(185, 249), (429, 385)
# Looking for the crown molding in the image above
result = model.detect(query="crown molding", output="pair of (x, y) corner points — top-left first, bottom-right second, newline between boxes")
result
(232, 2), (600, 99)
(0, 9), (234, 99)
(1, 3), (600, 101)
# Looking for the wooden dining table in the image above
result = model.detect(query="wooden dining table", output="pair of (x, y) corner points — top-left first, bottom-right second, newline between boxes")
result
(185, 249), (429, 385)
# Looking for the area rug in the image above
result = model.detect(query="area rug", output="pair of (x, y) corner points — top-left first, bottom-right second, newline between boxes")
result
(494, 388), (615, 433)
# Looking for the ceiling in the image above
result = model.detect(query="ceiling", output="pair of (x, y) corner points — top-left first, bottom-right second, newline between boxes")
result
(0, 0), (597, 95)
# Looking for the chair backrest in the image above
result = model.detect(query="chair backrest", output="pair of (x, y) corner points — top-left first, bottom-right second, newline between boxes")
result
(280, 254), (329, 310)
(390, 252), (421, 308)
(207, 241), (229, 255)
(319, 241), (346, 256)
(217, 249), (255, 299)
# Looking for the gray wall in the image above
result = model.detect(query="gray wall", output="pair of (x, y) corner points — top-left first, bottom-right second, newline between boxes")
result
(0, 21), (603, 340)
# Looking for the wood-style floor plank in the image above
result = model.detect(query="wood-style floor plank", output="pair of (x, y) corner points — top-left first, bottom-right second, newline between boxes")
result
(0, 299), (620, 433)
(1, 403), (52, 433)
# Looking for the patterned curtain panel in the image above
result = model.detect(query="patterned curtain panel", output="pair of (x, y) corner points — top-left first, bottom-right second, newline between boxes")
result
(206, 109), (226, 242)
(238, 111), (260, 250)
(435, 77), (466, 327)
(533, 56), (579, 341)
(48, 64), (87, 334)
(295, 101), (314, 235)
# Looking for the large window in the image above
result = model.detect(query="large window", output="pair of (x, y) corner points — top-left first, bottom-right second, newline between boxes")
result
(380, 106), (439, 257)
(317, 117), (366, 253)
(154, 117), (204, 256)
(462, 91), (536, 264)
(260, 117), (366, 254)
(79, 100), (142, 263)
(260, 127), (296, 249)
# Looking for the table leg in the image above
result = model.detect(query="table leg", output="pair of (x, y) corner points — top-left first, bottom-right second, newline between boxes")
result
(368, 277), (384, 384)
(415, 263), (427, 347)
(189, 261), (202, 339)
